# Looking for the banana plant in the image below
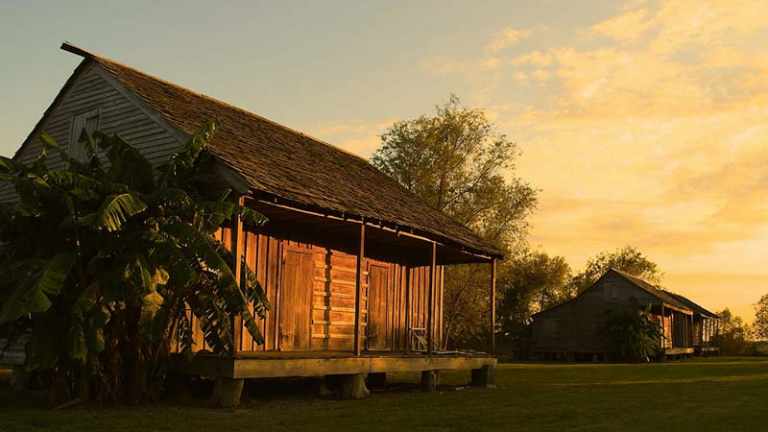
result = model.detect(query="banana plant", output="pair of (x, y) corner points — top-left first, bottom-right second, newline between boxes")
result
(0, 122), (268, 402)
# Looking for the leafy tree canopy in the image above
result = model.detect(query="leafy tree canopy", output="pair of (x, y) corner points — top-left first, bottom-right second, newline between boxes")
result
(715, 308), (753, 355)
(498, 250), (573, 333)
(372, 95), (537, 251)
(754, 294), (768, 341)
(602, 304), (662, 362)
(0, 123), (268, 404)
(572, 246), (661, 293)
(371, 95), (538, 348)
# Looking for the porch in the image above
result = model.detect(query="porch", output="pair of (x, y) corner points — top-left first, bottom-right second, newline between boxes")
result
(178, 351), (497, 406)
(174, 196), (500, 406)
(182, 351), (497, 380)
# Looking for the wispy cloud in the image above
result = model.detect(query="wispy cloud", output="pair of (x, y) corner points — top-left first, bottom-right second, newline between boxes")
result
(424, 0), (768, 320)
(485, 27), (532, 53)
(310, 119), (396, 158)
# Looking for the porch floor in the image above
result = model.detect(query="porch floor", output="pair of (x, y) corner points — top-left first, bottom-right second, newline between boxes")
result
(665, 347), (695, 355)
(181, 351), (497, 379)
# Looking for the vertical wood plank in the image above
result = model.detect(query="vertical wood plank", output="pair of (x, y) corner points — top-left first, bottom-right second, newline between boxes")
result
(353, 224), (366, 355)
(660, 304), (666, 349)
(244, 231), (258, 351)
(230, 197), (245, 354)
(274, 240), (283, 350)
(490, 258), (497, 355)
(438, 266), (444, 349)
(404, 265), (411, 353)
(259, 235), (271, 351)
(427, 242), (437, 354)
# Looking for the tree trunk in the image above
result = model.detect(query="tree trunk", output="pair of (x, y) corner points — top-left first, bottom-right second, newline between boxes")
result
(123, 304), (144, 404)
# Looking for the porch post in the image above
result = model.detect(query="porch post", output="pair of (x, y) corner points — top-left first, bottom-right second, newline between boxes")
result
(489, 258), (497, 355)
(660, 304), (665, 348)
(353, 223), (366, 356)
(230, 195), (246, 354)
(404, 265), (412, 353)
(427, 241), (437, 354)
(690, 313), (694, 347)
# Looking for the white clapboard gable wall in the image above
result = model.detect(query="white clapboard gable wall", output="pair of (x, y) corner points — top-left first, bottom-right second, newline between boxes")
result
(0, 60), (186, 203)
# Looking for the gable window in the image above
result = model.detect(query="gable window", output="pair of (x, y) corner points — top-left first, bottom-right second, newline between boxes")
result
(604, 284), (619, 300)
(69, 109), (100, 161)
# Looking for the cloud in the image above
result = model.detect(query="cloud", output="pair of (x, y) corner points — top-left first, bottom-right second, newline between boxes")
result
(413, 1), (768, 319)
(310, 119), (395, 158)
(450, 0), (768, 320)
(485, 27), (532, 53)
(510, 50), (555, 67)
(591, 7), (652, 42)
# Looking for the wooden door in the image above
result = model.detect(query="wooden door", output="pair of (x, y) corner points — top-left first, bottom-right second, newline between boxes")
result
(278, 247), (314, 351)
(367, 264), (391, 351)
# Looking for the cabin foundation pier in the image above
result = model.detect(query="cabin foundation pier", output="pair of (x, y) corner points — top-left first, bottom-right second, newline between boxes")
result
(10, 366), (29, 392)
(336, 374), (370, 399)
(421, 370), (440, 392)
(471, 365), (496, 388)
(211, 377), (245, 409)
(182, 352), (497, 400)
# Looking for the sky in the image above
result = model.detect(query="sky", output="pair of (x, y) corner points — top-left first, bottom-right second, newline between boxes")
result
(1, 0), (766, 322)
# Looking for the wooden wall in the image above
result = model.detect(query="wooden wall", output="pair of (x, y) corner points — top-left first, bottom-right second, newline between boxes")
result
(531, 272), (689, 355)
(182, 226), (444, 354)
(7, 59), (448, 355)
(1, 61), (183, 203)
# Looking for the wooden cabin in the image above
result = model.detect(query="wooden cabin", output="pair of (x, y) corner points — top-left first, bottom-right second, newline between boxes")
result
(661, 291), (720, 355)
(530, 269), (718, 360)
(1, 44), (500, 404)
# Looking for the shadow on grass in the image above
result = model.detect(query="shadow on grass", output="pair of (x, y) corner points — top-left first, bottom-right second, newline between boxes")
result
(0, 373), (475, 411)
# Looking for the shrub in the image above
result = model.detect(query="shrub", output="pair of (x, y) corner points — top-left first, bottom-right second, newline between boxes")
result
(602, 306), (662, 362)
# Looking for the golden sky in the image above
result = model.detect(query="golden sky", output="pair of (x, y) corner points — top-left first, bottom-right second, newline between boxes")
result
(1, 0), (765, 322)
(316, 0), (768, 322)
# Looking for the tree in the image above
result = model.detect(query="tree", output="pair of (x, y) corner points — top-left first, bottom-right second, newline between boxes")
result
(372, 95), (537, 249)
(602, 304), (662, 362)
(371, 96), (538, 348)
(714, 308), (753, 355)
(754, 294), (768, 341)
(497, 250), (572, 333)
(0, 123), (268, 404)
(571, 246), (661, 293)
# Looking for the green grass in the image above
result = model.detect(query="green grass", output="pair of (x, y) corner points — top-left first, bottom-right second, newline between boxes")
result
(2, 357), (767, 431)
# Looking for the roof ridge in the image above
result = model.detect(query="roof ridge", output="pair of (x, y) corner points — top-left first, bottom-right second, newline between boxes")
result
(660, 289), (718, 317)
(607, 268), (691, 311)
(60, 42), (376, 166)
(56, 42), (502, 258)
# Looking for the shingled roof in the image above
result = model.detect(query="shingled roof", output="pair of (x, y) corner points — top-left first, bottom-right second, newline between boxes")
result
(58, 44), (501, 259)
(533, 269), (692, 318)
(609, 269), (690, 311)
(660, 290), (718, 318)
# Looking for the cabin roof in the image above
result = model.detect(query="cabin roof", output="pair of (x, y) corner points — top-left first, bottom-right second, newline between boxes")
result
(608, 268), (690, 311)
(532, 268), (693, 319)
(660, 290), (718, 318)
(52, 43), (501, 259)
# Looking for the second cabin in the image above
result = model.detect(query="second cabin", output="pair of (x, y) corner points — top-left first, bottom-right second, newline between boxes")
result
(530, 269), (720, 360)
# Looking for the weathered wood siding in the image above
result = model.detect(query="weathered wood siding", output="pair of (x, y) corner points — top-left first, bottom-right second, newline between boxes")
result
(532, 272), (671, 355)
(179, 227), (444, 354)
(5, 59), (448, 356)
(0, 61), (182, 202)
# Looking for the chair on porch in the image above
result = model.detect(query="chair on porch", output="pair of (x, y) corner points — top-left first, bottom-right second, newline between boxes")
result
(410, 327), (428, 352)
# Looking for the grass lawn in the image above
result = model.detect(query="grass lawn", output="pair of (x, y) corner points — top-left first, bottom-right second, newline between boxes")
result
(1, 357), (767, 431)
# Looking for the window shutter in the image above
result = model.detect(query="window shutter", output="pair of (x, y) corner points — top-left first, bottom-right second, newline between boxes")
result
(69, 109), (100, 162)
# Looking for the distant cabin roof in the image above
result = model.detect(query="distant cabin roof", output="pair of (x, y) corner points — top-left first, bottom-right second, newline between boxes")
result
(28, 43), (502, 260)
(660, 290), (719, 318)
(533, 268), (695, 318)
(606, 269), (691, 311)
